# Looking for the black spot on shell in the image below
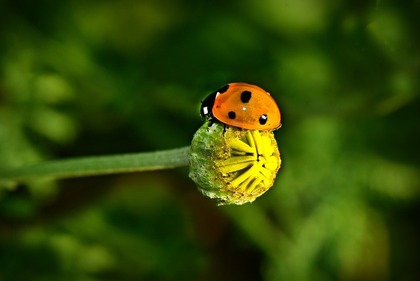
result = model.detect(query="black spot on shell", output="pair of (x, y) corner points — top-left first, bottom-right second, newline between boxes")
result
(240, 91), (252, 103)
(228, 111), (236, 119)
(259, 114), (268, 125)
(218, 84), (230, 94)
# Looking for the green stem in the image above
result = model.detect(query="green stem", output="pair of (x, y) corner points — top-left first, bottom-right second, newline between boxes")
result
(0, 146), (190, 186)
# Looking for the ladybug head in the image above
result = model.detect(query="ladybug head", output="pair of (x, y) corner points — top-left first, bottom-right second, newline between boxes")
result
(200, 84), (230, 119)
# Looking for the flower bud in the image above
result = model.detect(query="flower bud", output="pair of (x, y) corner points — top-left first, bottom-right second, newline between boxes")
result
(189, 121), (281, 205)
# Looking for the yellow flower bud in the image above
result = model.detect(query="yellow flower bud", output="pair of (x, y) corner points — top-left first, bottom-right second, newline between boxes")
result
(189, 121), (281, 205)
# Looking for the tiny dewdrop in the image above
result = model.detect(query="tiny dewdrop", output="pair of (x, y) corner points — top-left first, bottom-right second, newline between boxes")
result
(189, 121), (281, 205)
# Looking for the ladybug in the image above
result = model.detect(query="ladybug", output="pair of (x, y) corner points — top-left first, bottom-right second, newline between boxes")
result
(200, 82), (281, 130)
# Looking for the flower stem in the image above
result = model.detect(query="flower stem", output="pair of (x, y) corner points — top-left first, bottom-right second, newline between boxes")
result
(0, 146), (190, 186)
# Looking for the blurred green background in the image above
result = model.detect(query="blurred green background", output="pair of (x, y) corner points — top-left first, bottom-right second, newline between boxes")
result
(1, 0), (419, 280)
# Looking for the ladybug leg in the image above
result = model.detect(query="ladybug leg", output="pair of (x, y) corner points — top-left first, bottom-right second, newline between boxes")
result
(222, 124), (228, 134)
(207, 118), (216, 128)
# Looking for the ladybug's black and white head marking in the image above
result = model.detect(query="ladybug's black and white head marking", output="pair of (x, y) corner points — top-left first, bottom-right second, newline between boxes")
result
(200, 84), (230, 119)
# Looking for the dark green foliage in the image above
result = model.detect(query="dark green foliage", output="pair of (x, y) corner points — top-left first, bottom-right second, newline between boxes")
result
(1, 0), (419, 280)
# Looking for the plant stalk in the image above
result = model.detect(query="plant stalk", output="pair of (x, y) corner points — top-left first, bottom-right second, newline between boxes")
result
(0, 146), (190, 186)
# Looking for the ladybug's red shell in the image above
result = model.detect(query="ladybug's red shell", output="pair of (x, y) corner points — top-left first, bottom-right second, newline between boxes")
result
(201, 83), (281, 130)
